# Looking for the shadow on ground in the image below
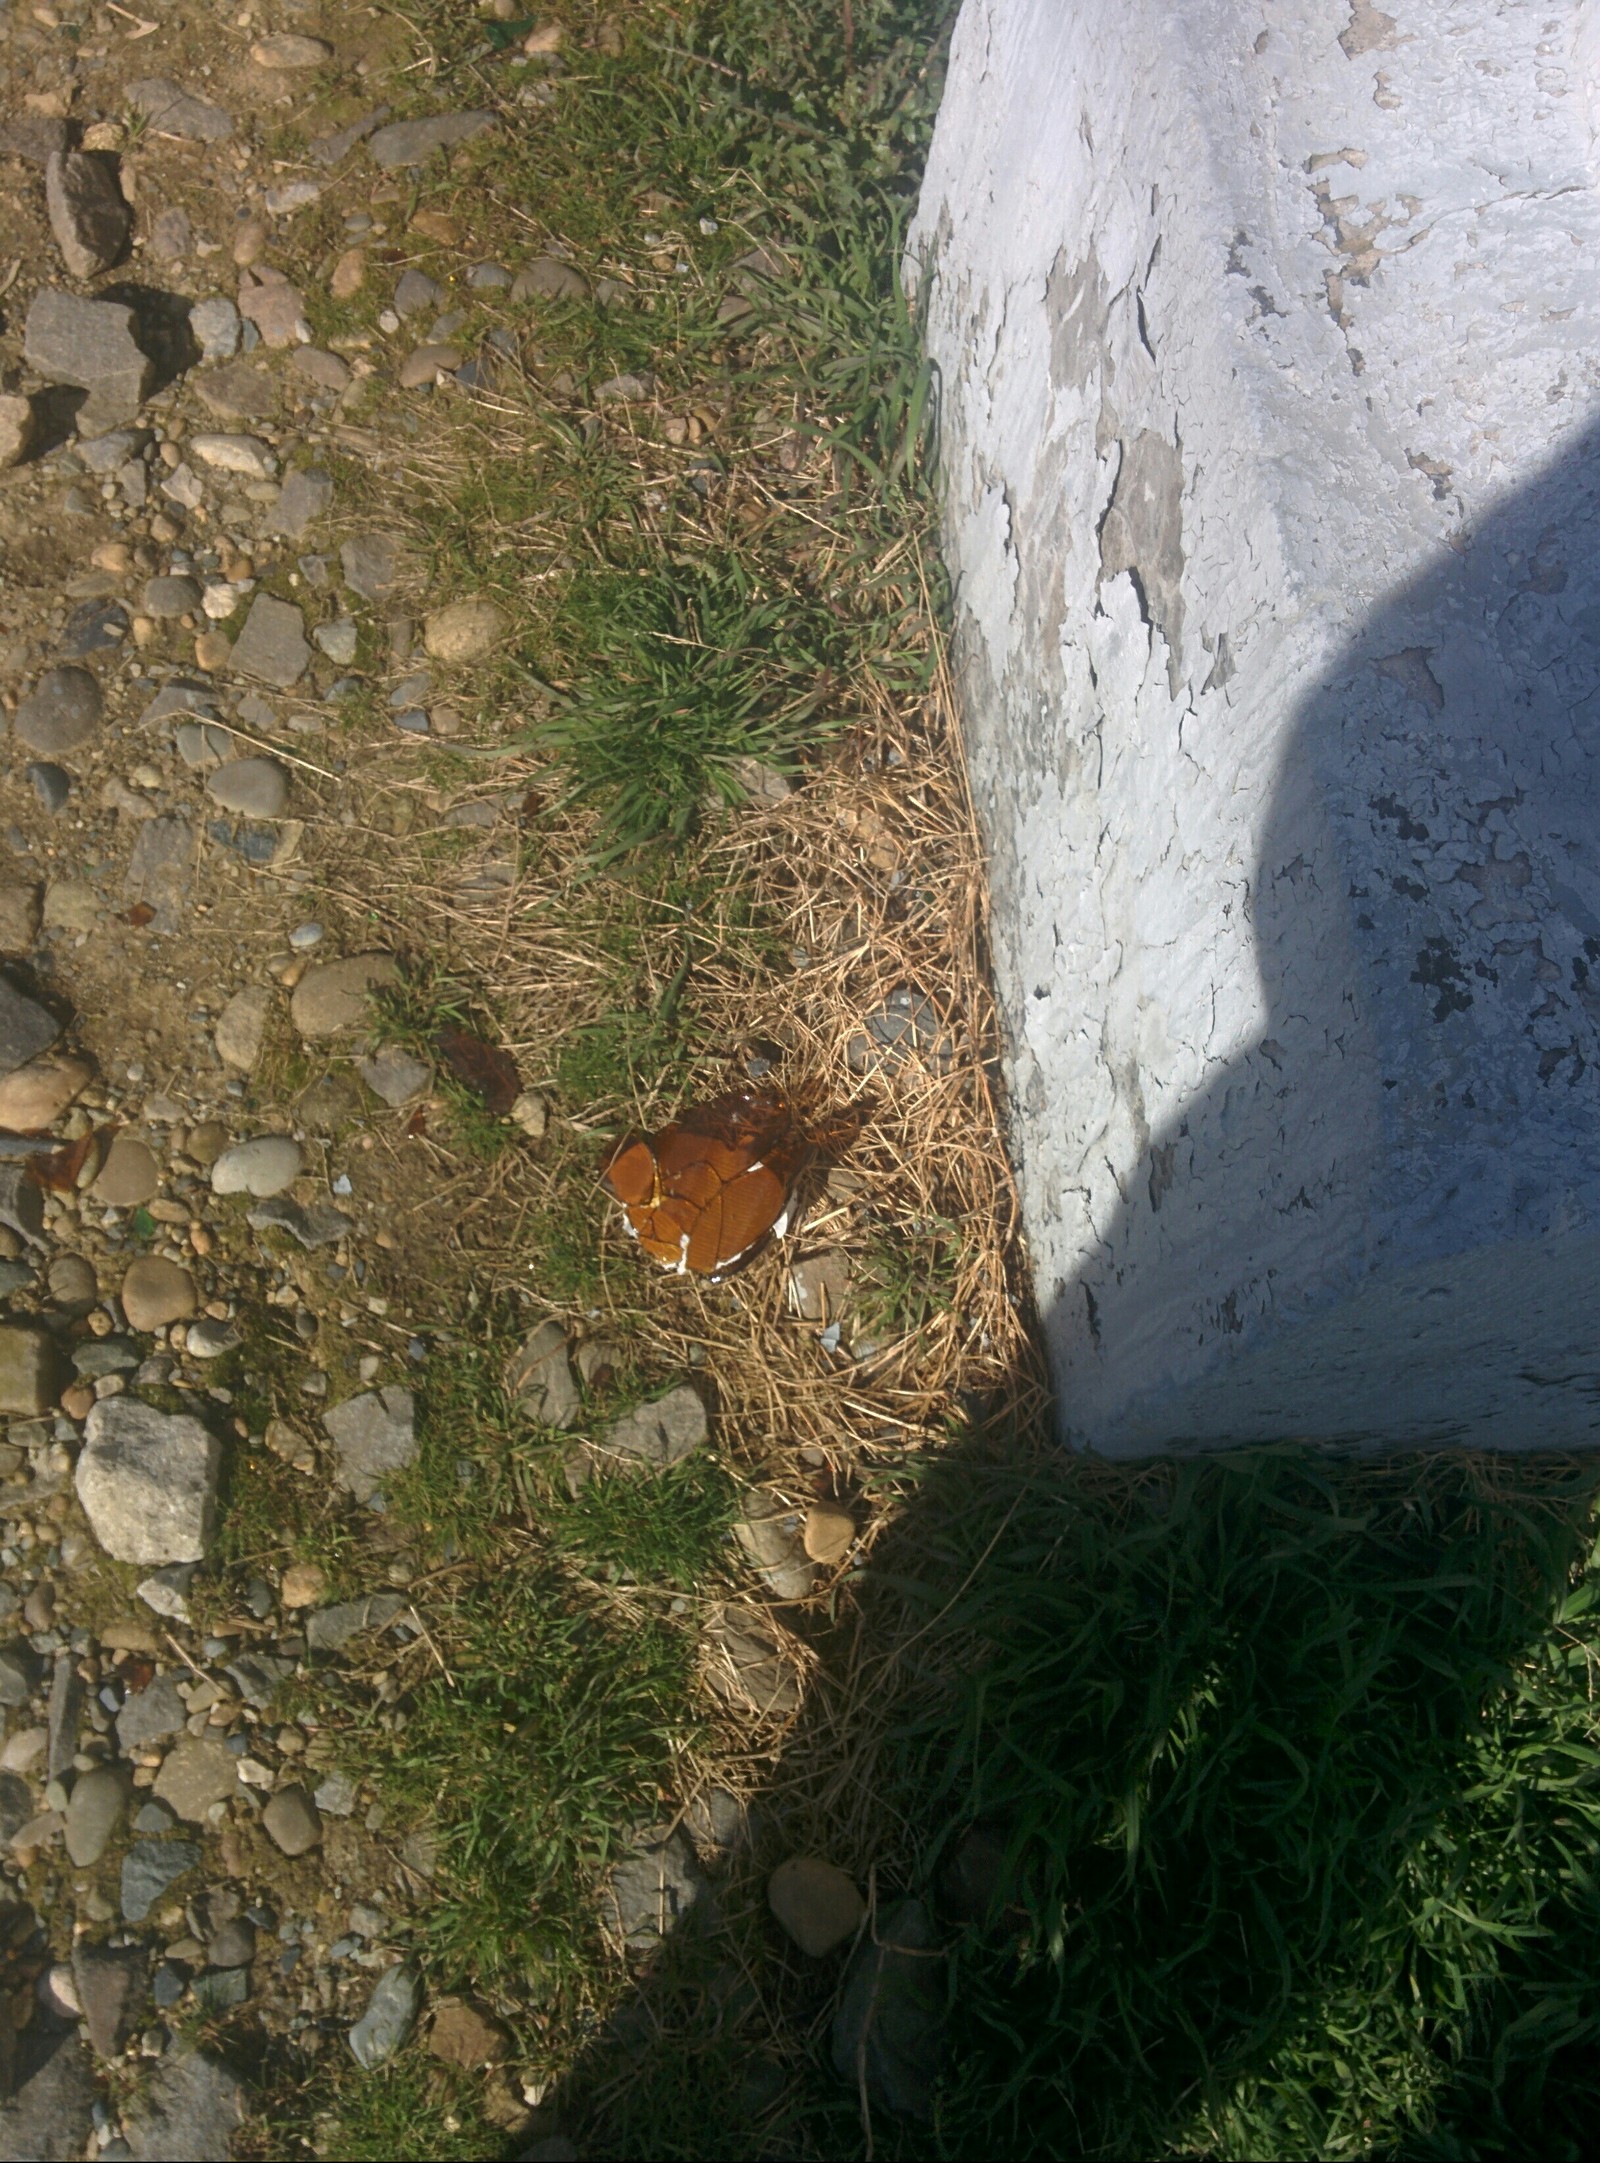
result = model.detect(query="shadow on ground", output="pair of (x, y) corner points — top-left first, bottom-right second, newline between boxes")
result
(526, 417), (1600, 2163)
(525, 1408), (1600, 2163)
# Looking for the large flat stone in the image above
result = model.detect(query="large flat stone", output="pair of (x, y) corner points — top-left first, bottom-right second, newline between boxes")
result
(22, 290), (152, 429)
(229, 593), (310, 688)
(125, 78), (234, 142)
(75, 1398), (220, 1564)
(367, 111), (496, 168)
(323, 1386), (416, 1502)
(0, 976), (61, 1077)
(912, 0), (1600, 1453)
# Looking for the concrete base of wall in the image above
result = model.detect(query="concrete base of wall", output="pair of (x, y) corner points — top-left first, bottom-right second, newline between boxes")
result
(912, 0), (1600, 1452)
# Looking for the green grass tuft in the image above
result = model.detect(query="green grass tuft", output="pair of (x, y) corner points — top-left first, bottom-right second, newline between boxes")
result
(891, 1450), (1600, 2161)
(545, 1458), (738, 1592)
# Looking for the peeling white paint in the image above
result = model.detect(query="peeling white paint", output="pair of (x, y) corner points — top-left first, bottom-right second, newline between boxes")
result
(913, 0), (1600, 1451)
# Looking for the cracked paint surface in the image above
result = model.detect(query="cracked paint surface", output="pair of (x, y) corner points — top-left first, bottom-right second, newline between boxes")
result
(911, 0), (1600, 1452)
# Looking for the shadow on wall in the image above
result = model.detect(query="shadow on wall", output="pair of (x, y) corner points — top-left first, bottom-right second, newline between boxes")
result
(1048, 413), (1600, 1454)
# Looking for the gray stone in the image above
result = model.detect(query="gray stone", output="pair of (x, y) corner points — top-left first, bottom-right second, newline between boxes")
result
(115, 1674), (187, 1751)
(291, 347), (352, 392)
(214, 984), (270, 1071)
(58, 599), (128, 661)
(149, 205), (191, 261)
(64, 1765), (129, 1867)
(207, 1917), (255, 1969)
(246, 1196), (353, 1248)
(0, 1324), (61, 1413)
(126, 77), (233, 142)
(845, 987), (955, 1076)
(0, 393), (38, 468)
(305, 1593), (406, 1654)
(830, 1897), (942, 2119)
(223, 1652), (293, 1709)
(394, 269), (443, 318)
(120, 1837), (200, 1922)
(135, 1564), (195, 1624)
(289, 951), (401, 1038)
(309, 107), (391, 163)
(340, 531), (411, 604)
(72, 1336), (139, 1378)
(47, 1655), (82, 1783)
(314, 1771), (357, 1817)
(13, 665), (102, 756)
(143, 575), (202, 619)
(347, 1962), (419, 2066)
(205, 757), (289, 819)
(356, 1046), (430, 1106)
(0, 114), (69, 165)
(75, 1398), (221, 1565)
(595, 372), (653, 404)
(768, 1855), (866, 1957)
(133, 1799), (177, 1834)
(597, 1385), (707, 1471)
(508, 1320), (580, 1430)
(186, 1319), (240, 1360)
(468, 261), (512, 290)
(176, 721), (234, 770)
(45, 151), (130, 279)
(141, 678), (219, 724)
(121, 1258), (197, 1333)
(0, 979), (61, 1079)
(0, 2034), (95, 2161)
(122, 2047), (244, 2162)
(788, 1251), (850, 1322)
(238, 268), (310, 348)
(703, 1605), (801, 1719)
(512, 256), (589, 304)
(733, 1489), (816, 1601)
(398, 342), (461, 389)
(210, 1135), (302, 1197)
(189, 432), (276, 480)
(194, 356), (275, 420)
(51, 1263), (104, 1306)
(269, 467), (333, 538)
(367, 112), (496, 169)
(190, 1966), (249, 2016)
(93, 1134), (158, 1207)
(261, 1784), (320, 1856)
(313, 617), (358, 664)
(152, 1735), (236, 1823)
(229, 593), (309, 688)
(121, 816), (193, 937)
(77, 427), (147, 473)
(603, 1827), (706, 1953)
(0, 1642), (41, 1707)
(72, 1941), (140, 2058)
(0, 879), (45, 953)
(23, 290), (153, 429)
(0, 1770), (32, 1843)
(27, 764), (70, 814)
(0, 1165), (45, 1247)
(323, 1387), (416, 1502)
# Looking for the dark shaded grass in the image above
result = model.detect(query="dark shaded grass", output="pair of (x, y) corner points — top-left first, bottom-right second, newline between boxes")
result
(883, 1448), (1600, 2160)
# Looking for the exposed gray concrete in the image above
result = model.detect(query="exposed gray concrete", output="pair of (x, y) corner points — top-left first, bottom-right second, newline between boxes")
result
(912, 0), (1600, 1452)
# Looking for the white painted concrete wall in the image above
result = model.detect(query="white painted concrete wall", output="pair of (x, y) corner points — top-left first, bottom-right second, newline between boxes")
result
(911, 0), (1600, 1453)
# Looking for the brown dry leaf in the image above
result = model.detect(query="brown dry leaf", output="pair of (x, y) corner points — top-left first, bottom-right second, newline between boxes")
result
(119, 902), (155, 928)
(434, 1025), (520, 1115)
(34, 1132), (99, 1192)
